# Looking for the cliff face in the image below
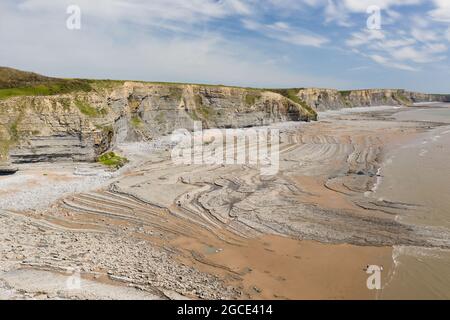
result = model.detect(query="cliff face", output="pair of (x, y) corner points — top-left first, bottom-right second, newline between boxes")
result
(297, 88), (450, 111)
(0, 92), (114, 163)
(111, 83), (315, 143)
(0, 82), (315, 163)
(1, 67), (449, 165)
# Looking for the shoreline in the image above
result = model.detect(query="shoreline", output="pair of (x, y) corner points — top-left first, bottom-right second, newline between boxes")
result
(1, 104), (449, 299)
(370, 105), (450, 299)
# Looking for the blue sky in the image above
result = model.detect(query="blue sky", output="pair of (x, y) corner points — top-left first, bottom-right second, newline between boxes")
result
(1, 0), (449, 93)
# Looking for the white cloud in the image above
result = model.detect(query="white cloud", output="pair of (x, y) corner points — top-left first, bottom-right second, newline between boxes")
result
(15, 0), (257, 35)
(382, 39), (416, 48)
(1, 0), (448, 91)
(341, 0), (423, 12)
(411, 28), (439, 42)
(429, 0), (450, 22)
(390, 45), (447, 63)
(243, 19), (329, 48)
(344, 1), (449, 72)
(346, 30), (385, 47)
(227, 0), (252, 15)
(369, 54), (417, 71)
(324, 0), (352, 27)
(0, 0), (342, 88)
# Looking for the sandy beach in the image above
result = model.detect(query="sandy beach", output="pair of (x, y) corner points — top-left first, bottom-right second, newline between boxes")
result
(1, 104), (449, 299)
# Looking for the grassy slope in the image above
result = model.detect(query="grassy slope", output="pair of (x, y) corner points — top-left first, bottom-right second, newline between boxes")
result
(0, 67), (53, 88)
(0, 67), (95, 100)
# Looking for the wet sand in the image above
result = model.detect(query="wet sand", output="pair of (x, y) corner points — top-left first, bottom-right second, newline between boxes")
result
(172, 234), (393, 299)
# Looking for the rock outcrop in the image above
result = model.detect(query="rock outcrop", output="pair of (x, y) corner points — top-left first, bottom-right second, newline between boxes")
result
(0, 92), (114, 163)
(297, 88), (450, 111)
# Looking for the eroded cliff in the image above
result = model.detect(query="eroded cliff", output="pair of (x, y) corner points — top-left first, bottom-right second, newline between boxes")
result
(297, 88), (449, 111)
(0, 80), (315, 163)
(1, 67), (448, 164)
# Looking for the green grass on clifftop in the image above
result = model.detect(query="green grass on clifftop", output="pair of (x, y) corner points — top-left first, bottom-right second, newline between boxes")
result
(0, 67), (100, 100)
(0, 66), (52, 88)
(0, 80), (93, 100)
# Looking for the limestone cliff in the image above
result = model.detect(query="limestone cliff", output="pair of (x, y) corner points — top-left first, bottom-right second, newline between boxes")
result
(1, 67), (448, 164)
(0, 81), (315, 163)
(297, 88), (450, 111)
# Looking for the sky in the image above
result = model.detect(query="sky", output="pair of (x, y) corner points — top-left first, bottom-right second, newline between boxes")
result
(0, 0), (449, 93)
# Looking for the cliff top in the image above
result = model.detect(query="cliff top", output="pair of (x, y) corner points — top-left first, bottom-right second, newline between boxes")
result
(0, 67), (448, 100)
